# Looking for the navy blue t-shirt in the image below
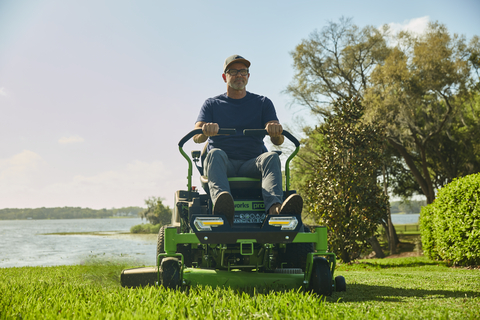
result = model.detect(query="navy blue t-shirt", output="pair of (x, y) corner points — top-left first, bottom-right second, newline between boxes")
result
(196, 92), (279, 160)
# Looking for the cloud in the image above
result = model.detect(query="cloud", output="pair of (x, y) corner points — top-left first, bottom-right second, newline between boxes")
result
(43, 160), (184, 208)
(0, 150), (45, 186)
(0, 150), (43, 177)
(0, 87), (7, 96)
(58, 135), (85, 144)
(68, 160), (170, 191)
(387, 16), (430, 36)
(0, 158), (184, 209)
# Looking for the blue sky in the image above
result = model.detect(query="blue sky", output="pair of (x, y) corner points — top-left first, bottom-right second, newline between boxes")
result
(1, 0), (479, 209)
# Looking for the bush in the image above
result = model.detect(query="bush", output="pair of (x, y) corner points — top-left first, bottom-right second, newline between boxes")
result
(130, 223), (161, 234)
(139, 197), (172, 226)
(420, 173), (480, 266)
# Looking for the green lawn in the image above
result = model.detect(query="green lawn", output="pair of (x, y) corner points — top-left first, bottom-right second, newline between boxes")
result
(1, 256), (478, 319)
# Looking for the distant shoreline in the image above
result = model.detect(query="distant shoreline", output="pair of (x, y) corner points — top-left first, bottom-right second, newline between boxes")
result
(0, 206), (144, 220)
(0, 216), (139, 221)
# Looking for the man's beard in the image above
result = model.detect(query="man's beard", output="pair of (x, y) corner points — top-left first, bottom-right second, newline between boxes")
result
(228, 77), (248, 90)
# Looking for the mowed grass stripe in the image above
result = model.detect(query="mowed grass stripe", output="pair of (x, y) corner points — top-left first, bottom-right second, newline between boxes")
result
(1, 257), (479, 319)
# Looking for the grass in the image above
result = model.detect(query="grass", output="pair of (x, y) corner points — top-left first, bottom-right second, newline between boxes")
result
(1, 256), (479, 319)
(130, 223), (160, 234)
(394, 224), (421, 234)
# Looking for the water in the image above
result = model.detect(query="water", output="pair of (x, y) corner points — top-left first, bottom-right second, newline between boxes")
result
(0, 214), (419, 268)
(390, 213), (420, 225)
(0, 218), (156, 268)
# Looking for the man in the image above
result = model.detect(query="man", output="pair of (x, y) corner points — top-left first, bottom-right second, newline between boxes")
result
(194, 55), (302, 224)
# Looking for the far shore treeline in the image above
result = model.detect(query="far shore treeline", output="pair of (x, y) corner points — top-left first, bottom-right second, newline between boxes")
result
(0, 200), (425, 221)
(0, 206), (144, 220)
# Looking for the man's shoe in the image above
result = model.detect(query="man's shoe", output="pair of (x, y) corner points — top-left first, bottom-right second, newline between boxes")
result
(278, 194), (303, 215)
(268, 203), (282, 215)
(213, 192), (235, 225)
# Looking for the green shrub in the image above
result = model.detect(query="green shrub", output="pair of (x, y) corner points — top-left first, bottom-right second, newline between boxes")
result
(420, 173), (480, 266)
(130, 223), (161, 234)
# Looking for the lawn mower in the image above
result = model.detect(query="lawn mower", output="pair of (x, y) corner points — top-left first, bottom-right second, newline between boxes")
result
(121, 128), (346, 295)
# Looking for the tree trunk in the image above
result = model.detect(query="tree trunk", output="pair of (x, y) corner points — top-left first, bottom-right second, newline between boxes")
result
(392, 223), (400, 245)
(368, 236), (385, 258)
(383, 164), (397, 254)
(388, 139), (435, 204)
(341, 249), (351, 263)
(387, 212), (397, 254)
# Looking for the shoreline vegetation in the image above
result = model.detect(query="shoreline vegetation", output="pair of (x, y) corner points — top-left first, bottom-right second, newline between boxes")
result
(0, 206), (144, 220)
(0, 200), (425, 221)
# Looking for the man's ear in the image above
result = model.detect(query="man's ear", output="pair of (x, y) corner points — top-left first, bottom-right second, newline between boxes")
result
(222, 73), (227, 83)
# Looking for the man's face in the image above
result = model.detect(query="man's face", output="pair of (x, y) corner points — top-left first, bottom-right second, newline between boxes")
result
(224, 62), (249, 90)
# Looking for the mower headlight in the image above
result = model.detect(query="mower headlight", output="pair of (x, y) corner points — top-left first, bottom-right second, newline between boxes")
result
(268, 216), (298, 230)
(194, 217), (224, 231)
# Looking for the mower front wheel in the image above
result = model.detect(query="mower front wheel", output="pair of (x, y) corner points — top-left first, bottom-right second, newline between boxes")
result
(160, 257), (181, 289)
(309, 257), (333, 296)
(335, 275), (347, 292)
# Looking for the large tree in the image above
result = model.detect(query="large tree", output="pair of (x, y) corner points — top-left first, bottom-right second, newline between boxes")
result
(286, 17), (389, 117)
(287, 19), (480, 204)
(364, 22), (479, 203)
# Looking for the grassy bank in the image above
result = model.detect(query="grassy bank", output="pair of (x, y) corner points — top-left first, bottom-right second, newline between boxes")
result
(1, 257), (479, 319)
(130, 223), (160, 234)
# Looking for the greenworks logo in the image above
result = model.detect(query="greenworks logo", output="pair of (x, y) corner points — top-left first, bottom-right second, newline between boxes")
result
(252, 202), (265, 210)
(234, 202), (250, 210)
(234, 201), (265, 211)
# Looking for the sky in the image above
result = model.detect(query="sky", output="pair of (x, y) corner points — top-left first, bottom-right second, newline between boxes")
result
(1, 0), (479, 209)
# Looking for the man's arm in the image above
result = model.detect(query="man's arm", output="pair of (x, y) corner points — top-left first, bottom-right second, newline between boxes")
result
(265, 121), (284, 145)
(193, 122), (219, 144)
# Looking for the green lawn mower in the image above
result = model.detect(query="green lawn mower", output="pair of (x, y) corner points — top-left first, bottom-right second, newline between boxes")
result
(121, 129), (346, 296)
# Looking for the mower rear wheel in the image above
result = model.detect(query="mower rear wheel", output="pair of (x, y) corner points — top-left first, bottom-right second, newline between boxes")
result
(160, 257), (181, 289)
(156, 226), (165, 265)
(310, 257), (333, 296)
(335, 275), (347, 292)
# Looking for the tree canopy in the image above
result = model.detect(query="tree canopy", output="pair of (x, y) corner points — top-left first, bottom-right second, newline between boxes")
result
(139, 197), (172, 226)
(287, 18), (480, 203)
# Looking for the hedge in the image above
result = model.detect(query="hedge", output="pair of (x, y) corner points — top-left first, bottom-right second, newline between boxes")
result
(420, 173), (480, 266)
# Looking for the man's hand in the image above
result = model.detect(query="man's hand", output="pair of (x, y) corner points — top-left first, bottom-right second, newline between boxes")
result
(266, 121), (284, 145)
(193, 122), (219, 143)
(202, 123), (219, 137)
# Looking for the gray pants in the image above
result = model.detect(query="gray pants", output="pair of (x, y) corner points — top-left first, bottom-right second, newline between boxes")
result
(204, 148), (283, 213)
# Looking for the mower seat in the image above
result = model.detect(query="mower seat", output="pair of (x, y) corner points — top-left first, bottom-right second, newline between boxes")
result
(199, 175), (262, 199)
(194, 146), (281, 200)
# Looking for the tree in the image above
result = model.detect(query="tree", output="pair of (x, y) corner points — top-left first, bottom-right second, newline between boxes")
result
(364, 22), (478, 204)
(286, 17), (389, 117)
(304, 97), (388, 263)
(139, 197), (172, 226)
(290, 126), (328, 201)
(287, 18), (480, 204)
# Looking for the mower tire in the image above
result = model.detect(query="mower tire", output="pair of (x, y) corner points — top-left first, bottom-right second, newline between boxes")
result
(160, 257), (181, 289)
(310, 257), (333, 296)
(156, 226), (166, 265)
(335, 275), (347, 292)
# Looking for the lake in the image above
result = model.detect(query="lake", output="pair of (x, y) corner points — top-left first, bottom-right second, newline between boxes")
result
(0, 214), (419, 268)
(0, 218), (156, 268)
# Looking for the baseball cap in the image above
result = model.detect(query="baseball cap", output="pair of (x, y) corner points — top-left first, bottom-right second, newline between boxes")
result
(223, 55), (251, 72)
